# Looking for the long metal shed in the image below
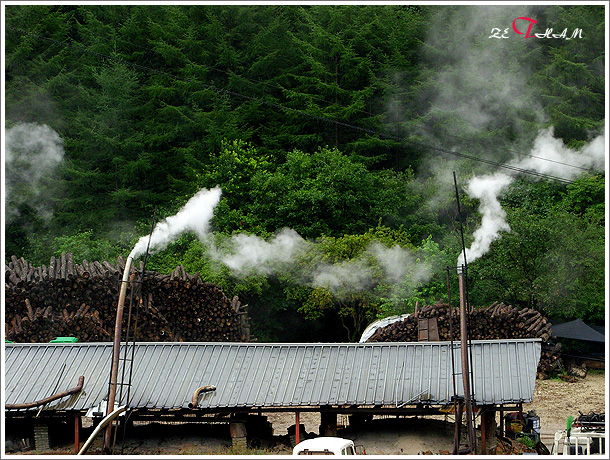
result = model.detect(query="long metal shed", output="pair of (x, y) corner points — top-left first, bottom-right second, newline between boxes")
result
(4, 339), (540, 414)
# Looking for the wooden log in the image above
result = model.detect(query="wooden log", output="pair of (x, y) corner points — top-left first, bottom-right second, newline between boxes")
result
(25, 299), (34, 321)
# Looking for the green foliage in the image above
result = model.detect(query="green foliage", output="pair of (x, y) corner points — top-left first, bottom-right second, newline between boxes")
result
(469, 185), (605, 323)
(562, 174), (605, 224)
(3, 5), (605, 342)
(52, 230), (126, 263)
(250, 147), (415, 238)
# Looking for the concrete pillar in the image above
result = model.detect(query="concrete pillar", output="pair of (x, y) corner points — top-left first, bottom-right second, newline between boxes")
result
(230, 421), (247, 449)
(34, 424), (50, 452)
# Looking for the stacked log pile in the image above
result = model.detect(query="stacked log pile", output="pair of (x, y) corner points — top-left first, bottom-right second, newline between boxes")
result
(5, 254), (252, 343)
(367, 301), (561, 378)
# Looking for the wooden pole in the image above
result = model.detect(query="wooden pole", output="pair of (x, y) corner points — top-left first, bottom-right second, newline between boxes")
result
(74, 414), (81, 454)
(295, 412), (300, 445)
(481, 410), (487, 455)
(453, 399), (464, 455)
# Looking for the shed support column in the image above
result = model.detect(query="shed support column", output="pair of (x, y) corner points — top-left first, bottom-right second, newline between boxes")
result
(453, 400), (464, 455)
(320, 412), (337, 437)
(295, 412), (300, 445)
(74, 415), (81, 454)
(480, 408), (496, 455)
(34, 423), (50, 452)
(481, 410), (487, 454)
(499, 407), (504, 437)
(229, 414), (247, 449)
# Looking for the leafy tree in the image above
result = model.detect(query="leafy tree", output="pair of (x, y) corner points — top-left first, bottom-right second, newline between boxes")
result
(561, 174), (604, 224)
(469, 206), (604, 323)
(250, 147), (415, 238)
(532, 5), (605, 146)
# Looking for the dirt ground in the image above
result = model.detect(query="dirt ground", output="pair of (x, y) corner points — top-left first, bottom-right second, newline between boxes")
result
(522, 370), (606, 449)
(6, 371), (605, 456)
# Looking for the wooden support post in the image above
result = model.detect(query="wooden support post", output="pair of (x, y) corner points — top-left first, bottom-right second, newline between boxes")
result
(229, 421), (247, 449)
(481, 408), (496, 455)
(481, 410), (487, 455)
(499, 407), (504, 437)
(518, 402), (523, 421)
(453, 400), (464, 455)
(295, 412), (300, 445)
(74, 414), (81, 454)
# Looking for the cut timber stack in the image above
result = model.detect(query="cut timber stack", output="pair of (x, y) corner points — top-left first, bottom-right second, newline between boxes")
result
(367, 301), (560, 378)
(5, 253), (252, 344)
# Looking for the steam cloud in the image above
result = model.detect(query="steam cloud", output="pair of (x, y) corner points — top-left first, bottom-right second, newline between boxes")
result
(211, 230), (432, 299)
(130, 187), (222, 258)
(404, 6), (606, 268)
(458, 128), (606, 267)
(5, 123), (64, 222)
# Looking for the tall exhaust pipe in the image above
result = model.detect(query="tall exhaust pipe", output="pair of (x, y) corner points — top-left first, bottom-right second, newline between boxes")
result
(103, 251), (135, 451)
(454, 172), (476, 453)
(457, 264), (475, 453)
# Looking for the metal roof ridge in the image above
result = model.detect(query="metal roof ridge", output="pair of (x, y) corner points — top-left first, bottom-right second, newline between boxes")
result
(5, 338), (543, 347)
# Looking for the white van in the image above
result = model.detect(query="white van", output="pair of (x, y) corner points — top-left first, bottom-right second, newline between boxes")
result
(293, 437), (364, 455)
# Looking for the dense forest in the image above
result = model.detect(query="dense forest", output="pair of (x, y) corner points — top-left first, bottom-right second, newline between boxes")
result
(4, 4), (606, 342)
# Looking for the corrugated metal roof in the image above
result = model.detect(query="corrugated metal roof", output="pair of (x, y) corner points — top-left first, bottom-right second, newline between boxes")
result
(4, 339), (541, 413)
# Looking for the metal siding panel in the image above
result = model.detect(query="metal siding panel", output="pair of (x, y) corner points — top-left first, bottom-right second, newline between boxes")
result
(288, 345), (309, 405)
(236, 345), (259, 407)
(301, 346), (319, 405)
(341, 346), (357, 404)
(315, 345), (333, 406)
(4, 340), (541, 412)
(352, 345), (366, 404)
(268, 346), (285, 406)
(377, 345), (391, 404)
(274, 345), (295, 405)
(197, 344), (225, 408)
(366, 346), (380, 404)
(226, 345), (248, 406)
(328, 346), (346, 404)
(217, 344), (241, 407)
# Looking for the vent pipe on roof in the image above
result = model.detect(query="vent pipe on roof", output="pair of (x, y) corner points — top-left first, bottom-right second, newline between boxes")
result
(189, 385), (217, 408)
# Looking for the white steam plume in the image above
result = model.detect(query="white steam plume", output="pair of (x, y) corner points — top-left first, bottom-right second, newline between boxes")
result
(130, 187), (222, 259)
(5, 123), (64, 222)
(457, 172), (512, 267)
(211, 229), (433, 299)
(459, 128), (606, 267)
(214, 228), (310, 276)
(125, 185), (431, 301)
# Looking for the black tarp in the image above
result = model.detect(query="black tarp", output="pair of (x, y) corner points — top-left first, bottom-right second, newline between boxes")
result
(551, 319), (606, 342)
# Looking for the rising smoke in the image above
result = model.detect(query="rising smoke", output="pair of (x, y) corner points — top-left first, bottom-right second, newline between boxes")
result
(209, 227), (431, 299)
(405, 6), (606, 267)
(126, 186), (431, 300)
(5, 123), (65, 223)
(130, 187), (222, 259)
(458, 128), (606, 267)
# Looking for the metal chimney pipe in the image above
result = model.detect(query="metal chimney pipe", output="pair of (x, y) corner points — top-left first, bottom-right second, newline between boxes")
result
(457, 265), (476, 453)
(103, 252), (134, 451)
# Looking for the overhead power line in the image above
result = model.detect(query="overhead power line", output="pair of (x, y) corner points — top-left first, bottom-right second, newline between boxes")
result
(6, 25), (591, 185)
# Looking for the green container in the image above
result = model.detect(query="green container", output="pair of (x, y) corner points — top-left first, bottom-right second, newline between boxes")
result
(50, 337), (79, 343)
(5, 340), (15, 343)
